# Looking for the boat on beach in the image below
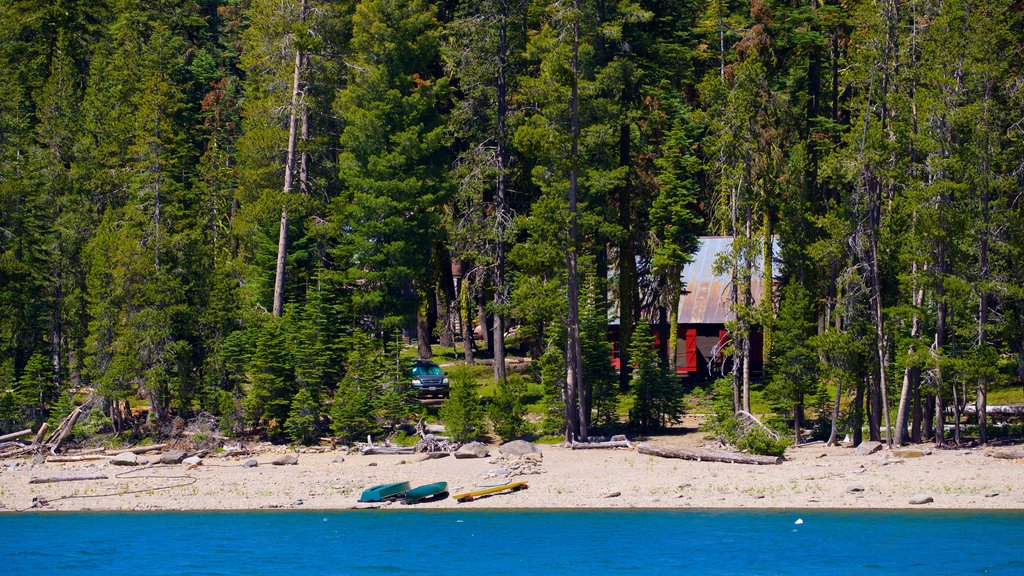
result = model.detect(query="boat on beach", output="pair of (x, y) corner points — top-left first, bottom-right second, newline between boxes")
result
(452, 481), (528, 503)
(403, 482), (449, 504)
(358, 481), (411, 502)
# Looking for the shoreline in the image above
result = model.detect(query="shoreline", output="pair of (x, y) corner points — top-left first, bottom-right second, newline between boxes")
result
(4, 426), (1024, 513)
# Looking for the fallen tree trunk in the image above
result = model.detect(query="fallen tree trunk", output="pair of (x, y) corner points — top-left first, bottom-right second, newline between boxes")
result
(103, 443), (167, 456)
(569, 440), (631, 450)
(46, 403), (89, 454)
(29, 473), (108, 484)
(988, 449), (1024, 460)
(360, 446), (415, 455)
(46, 455), (111, 463)
(32, 423), (49, 445)
(637, 443), (783, 465)
(0, 429), (32, 442)
(962, 405), (1024, 415)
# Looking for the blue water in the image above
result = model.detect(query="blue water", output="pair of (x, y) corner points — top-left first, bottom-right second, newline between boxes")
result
(2, 509), (1023, 575)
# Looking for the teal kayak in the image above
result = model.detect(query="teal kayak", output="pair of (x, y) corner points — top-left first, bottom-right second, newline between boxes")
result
(358, 481), (411, 502)
(403, 482), (448, 504)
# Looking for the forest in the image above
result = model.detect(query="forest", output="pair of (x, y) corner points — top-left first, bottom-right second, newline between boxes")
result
(1, 0), (1023, 450)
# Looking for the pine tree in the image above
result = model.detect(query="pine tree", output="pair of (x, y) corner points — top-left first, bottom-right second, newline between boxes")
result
(766, 282), (818, 444)
(332, 0), (448, 332)
(439, 366), (485, 443)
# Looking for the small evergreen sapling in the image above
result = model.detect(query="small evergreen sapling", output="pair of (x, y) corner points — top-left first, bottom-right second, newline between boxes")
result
(489, 373), (528, 442)
(439, 366), (485, 443)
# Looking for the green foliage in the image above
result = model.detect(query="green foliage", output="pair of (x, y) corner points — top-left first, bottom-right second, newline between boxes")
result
(330, 331), (414, 442)
(332, 0), (448, 331)
(489, 374), (529, 442)
(0, 0), (1022, 450)
(736, 426), (791, 458)
(537, 338), (567, 435)
(627, 329), (684, 431)
(47, 391), (77, 431)
(580, 285), (618, 428)
(286, 387), (322, 445)
(242, 318), (296, 438)
(439, 366), (485, 443)
(702, 377), (741, 445)
(0, 392), (22, 434)
(766, 283), (819, 425)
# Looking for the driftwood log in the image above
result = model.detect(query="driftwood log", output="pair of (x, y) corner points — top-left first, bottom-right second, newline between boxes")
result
(988, 449), (1024, 460)
(46, 455), (111, 463)
(963, 405), (1024, 416)
(31, 422), (49, 445)
(569, 440), (632, 450)
(102, 443), (167, 455)
(0, 429), (33, 443)
(637, 443), (784, 465)
(360, 446), (415, 455)
(45, 401), (91, 454)
(29, 473), (108, 484)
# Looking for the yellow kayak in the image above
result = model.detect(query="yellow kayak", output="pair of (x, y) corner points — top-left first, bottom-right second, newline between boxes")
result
(452, 481), (528, 503)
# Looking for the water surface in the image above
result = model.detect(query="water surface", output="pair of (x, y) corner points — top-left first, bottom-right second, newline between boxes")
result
(2, 509), (1022, 575)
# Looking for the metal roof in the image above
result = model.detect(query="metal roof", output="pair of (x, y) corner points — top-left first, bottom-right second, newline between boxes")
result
(677, 236), (778, 325)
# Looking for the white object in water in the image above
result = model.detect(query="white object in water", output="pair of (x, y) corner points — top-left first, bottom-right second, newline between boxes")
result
(795, 518), (804, 525)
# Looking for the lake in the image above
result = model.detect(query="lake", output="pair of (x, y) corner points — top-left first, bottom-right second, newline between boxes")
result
(2, 509), (1022, 575)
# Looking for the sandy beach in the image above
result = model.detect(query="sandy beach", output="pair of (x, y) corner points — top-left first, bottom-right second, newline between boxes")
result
(3, 420), (1023, 513)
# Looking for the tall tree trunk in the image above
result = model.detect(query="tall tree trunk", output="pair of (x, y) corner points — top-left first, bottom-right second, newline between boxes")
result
(976, 78), (993, 444)
(564, 6), (586, 441)
(853, 375), (864, 446)
(935, 292), (946, 448)
(273, 2), (306, 317)
(438, 292), (454, 349)
(826, 376), (841, 446)
(761, 218), (774, 361)
(869, 180), (891, 445)
(742, 204), (752, 414)
(492, 0), (510, 385)
(460, 272), (475, 364)
(895, 260), (922, 445)
(730, 184), (741, 413)
(617, 173), (636, 392)
(666, 269), (680, 373)
(417, 292), (432, 360)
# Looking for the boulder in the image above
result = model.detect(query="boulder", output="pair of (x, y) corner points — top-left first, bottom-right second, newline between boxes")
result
(854, 441), (883, 456)
(892, 449), (926, 459)
(272, 454), (298, 466)
(242, 459), (258, 468)
(499, 440), (542, 457)
(182, 455), (203, 466)
(846, 486), (865, 493)
(110, 452), (139, 466)
(331, 456), (345, 464)
(455, 442), (489, 459)
(160, 450), (187, 465)
(909, 494), (934, 505)
(415, 452), (448, 462)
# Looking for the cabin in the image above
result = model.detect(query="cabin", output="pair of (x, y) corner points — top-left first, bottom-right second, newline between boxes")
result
(610, 236), (777, 379)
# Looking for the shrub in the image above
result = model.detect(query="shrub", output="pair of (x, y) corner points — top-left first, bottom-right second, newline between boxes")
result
(439, 366), (485, 443)
(628, 330), (684, 431)
(489, 374), (529, 442)
(737, 426), (791, 457)
(537, 339), (566, 435)
(286, 387), (321, 445)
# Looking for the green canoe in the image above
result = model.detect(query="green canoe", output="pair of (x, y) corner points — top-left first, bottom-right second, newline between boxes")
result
(403, 482), (448, 504)
(358, 481), (411, 502)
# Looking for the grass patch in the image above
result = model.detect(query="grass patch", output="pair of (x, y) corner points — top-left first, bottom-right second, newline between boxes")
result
(535, 434), (564, 445)
(986, 383), (1024, 405)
